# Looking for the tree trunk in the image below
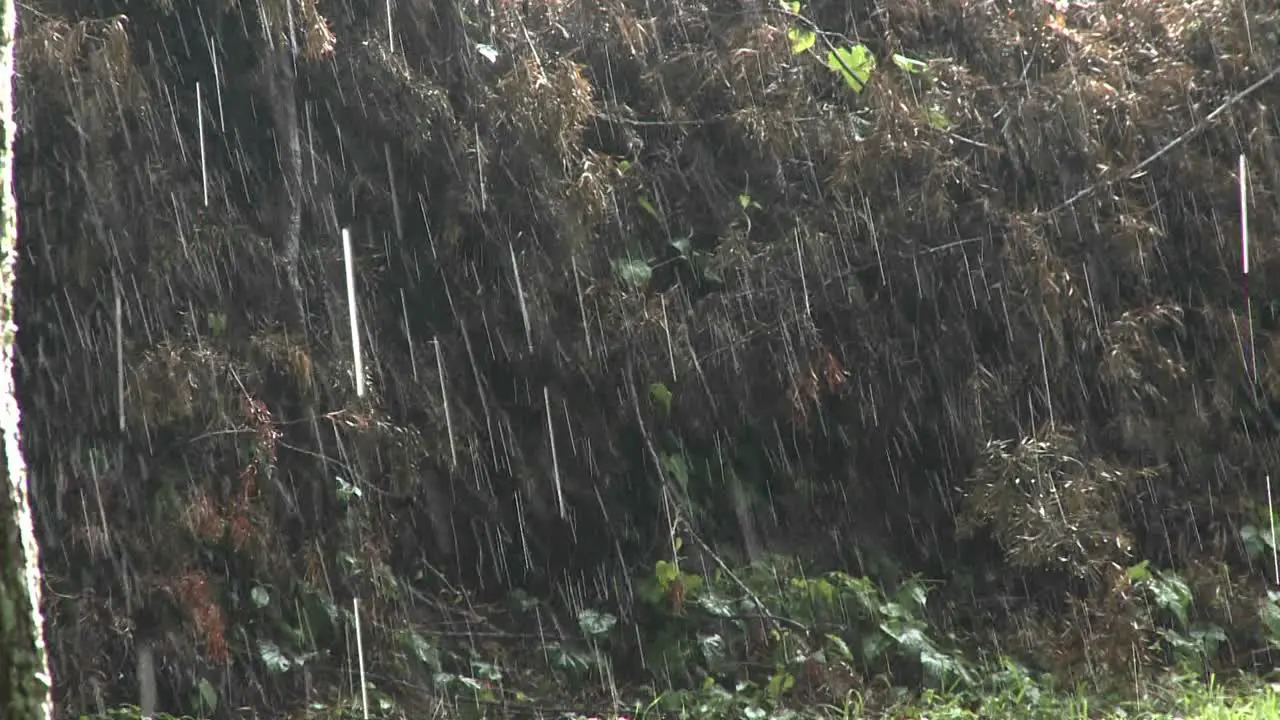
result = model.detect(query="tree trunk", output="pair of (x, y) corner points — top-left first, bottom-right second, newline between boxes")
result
(0, 0), (53, 714)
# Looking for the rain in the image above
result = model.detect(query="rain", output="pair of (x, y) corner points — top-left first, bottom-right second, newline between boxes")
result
(6, 0), (1280, 718)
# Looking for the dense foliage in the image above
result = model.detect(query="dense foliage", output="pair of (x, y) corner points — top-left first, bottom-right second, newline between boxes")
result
(14, 0), (1280, 715)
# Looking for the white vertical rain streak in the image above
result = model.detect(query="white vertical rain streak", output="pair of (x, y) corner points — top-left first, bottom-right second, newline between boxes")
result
(435, 338), (456, 467)
(794, 228), (810, 318)
(384, 143), (402, 242)
(573, 256), (591, 357)
(353, 598), (368, 720)
(511, 242), (533, 352)
(1269, 475), (1278, 586)
(115, 273), (124, 432)
(1241, 154), (1257, 386)
(343, 228), (365, 397)
(546, 386), (565, 519)
(476, 124), (486, 211)
(661, 295), (676, 380)
(197, 82), (207, 206)
(386, 0), (395, 53)
(210, 39), (225, 128)
(401, 289), (417, 381)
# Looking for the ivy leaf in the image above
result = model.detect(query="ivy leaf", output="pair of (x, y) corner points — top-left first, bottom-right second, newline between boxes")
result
(891, 53), (928, 73)
(787, 27), (816, 55)
(826, 45), (875, 93)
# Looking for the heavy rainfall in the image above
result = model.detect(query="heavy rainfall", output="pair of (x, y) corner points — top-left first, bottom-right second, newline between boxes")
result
(3, 0), (1280, 718)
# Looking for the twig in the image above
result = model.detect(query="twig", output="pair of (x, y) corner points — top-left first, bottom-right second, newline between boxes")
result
(1051, 63), (1280, 215)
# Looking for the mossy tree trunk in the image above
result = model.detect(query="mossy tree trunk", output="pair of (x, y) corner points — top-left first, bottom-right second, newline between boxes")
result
(0, 0), (52, 717)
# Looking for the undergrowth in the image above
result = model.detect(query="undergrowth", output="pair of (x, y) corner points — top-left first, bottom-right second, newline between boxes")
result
(81, 547), (1280, 720)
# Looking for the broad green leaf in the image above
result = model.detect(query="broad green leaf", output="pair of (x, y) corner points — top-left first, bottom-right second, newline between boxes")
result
(258, 640), (292, 673)
(662, 452), (690, 492)
(648, 382), (673, 416)
(577, 608), (618, 636)
(197, 678), (218, 713)
(780, 0), (801, 12)
(1126, 559), (1152, 582)
(825, 633), (853, 662)
(638, 194), (661, 220)
(892, 53), (928, 73)
(826, 45), (875, 93)
(926, 107), (952, 130)
(405, 631), (442, 672)
(699, 633), (727, 664)
(655, 559), (679, 587)
(613, 257), (652, 289)
(787, 27), (816, 55)
(1149, 572), (1192, 629)
(696, 590), (734, 617)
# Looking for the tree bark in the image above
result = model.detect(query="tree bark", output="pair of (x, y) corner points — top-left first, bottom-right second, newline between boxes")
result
(0, 0), (54, 714)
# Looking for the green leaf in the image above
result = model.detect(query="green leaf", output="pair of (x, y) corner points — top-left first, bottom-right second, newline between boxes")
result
(258, 640), (292, 673)
(655, 559), (679, 587)
(780, 0), (801, 12)
(892, 53), (928, 73)
(1148, 571), (1193, 629)
(925, 107), (952, 130)
(699, 633), (728, 664)
(661, 453), (690, 492)
(335, 476), (362, 501)
(1126, 559), (1152, 582)
(1242, 525), (1266, 559)
(648, 382), (673, 417)
(787, 27), (816, 55)
(250, 585), (271, 609)
(613, 258), (652, 289)
(577, 608), (618, 636)
(825, 633), (853, 662)
(638, 194), (662, 220)
(826, 45), (875, 93)
(696, 590), (735, 617)
(197, 678), (218, 713)
(405, 631), (442, 673)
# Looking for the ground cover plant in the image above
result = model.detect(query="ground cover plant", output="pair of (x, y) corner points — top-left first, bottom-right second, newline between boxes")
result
(11, 0), (1280, 715)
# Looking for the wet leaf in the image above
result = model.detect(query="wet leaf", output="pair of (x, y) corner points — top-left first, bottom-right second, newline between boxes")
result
(826, 45), (875, 93)
(892, 53), (928, 73)
(613, 258), (652, 289)
(638, 194), (662, 220)
(258, 640), (292, 673)
(577, 608), (618, 636)
(648, 381), (673, 416)
(787, 27), (816, 55)
(197, 677), (218, 713)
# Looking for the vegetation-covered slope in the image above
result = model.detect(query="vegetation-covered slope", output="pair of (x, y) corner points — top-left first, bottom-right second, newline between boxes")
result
(14, 0), (1280, 715)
